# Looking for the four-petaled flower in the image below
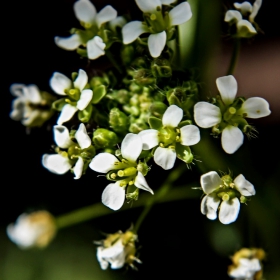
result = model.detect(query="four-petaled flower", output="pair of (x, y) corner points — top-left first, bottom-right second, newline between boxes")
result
(55, 0), (117, 59)
(139, 104), (200, 170)
(194, 75), (271, 154)
(225, 0), (262, 38)
(122, 0), (192, 58)
(42, 123), (92, 179)
(200, 171), (256, 224)
(50, 69), (93, 124)
(89, 133), (153, 210)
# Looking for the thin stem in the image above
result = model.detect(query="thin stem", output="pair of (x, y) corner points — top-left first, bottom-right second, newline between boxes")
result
(55, 178), (199, 230)
(227, 39), (241, 76)
(133, 164), (186, 233)
(105, 50), (123, 74)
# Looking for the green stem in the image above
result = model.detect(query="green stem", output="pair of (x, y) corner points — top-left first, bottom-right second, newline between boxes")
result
(55, 176), (199, 230)
(106, 50), (123, 74)
(133, 164), (186, 233)
(227, 39), (241, 76)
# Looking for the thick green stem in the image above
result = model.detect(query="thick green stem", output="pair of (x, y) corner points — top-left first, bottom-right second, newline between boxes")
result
(55, 173), (199, 230)
(133, 164), (186, 233)
(227, 39), (241, 75)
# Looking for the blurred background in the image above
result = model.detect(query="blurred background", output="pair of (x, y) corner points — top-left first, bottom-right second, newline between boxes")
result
(1, 0), (280, 279)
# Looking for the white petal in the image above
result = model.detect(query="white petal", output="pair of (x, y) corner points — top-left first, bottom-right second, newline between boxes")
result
(234, 2), (253, 14)
(74, 0), (96, 24)
(102, 182), (125, 211)
(238, 97), (271, 118)
(121, 133), (142, 162)
(180, 125), (200, 146)
(89, 153), (119, 173)
(10, 84), (25, 97)
(229, 258), (261, 278)
(57, 104), (78, 125)
(98, 239), (124, 259)
(201, 194), (220, 220)
(122, 21), (149, 44)
(194, 102), (221, 128)
(42, 154), (71, 175)
(74, 69), (88, 91)
(50, 72), (71, 95)
(224, 10), (242, 22)
(219, 198), (240, 224)
(162, 104), (183, 127)
(134, 172), (154, 194)
(216, 75), (237, 105)
(87, 36), (106, 59)
(75, 123), (91, 149)
(237, 19), (257, 36)
(54, 34), (82, 50)
(73, 157), (84, 179)
(234, 174), (256, 196)
(138, 129), (159, 150)
(154, 147), (176, 170)
(10, 99), (24, 120)
(97, 247), (109, 270)
(76, 89), (93, 110)
(24, 85), (41, 104)
(169, 2), (192, 26)
(148, 31), (166, 58)
(53, 125), (73, 149)
(221, 125), (244, 154)
(136, 0), (161, 13)
(96, 5), (117, 27)
(160, 0), (176, 4)
(249, 0), (262, 22)
(200, 171), (222, 194)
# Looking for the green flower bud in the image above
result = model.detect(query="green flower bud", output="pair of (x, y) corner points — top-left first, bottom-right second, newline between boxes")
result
(93, 128), (118, 149)
(133, 69), (155, 86)
(150, 102), (167, 118)
(109, 108), (129, 133)
(121, 45), (135, 65)
(129, 121), (149, 134)
(151, 58), (172, 78)
(166, 88), (185, 107)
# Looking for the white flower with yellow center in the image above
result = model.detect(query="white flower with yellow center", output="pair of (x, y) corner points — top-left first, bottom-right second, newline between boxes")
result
(42, 123), (92, 179)
(194, 75), (271, 154)
(89, 133), (153, 210)
(50, 69), (93, 124)
(200, 171), (256, 224)
(139, 104), (200, 170)
(55, 0), (117, 59)
(122, 0), (192, 58)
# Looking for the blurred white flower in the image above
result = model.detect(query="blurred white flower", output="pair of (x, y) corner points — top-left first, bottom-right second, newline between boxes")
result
(122, 0), (192, 57)
(42, 123), (91, 179)
(50, 69), (93, 124)
(90, 133), (153, 210)
(200, 171), (256, 224)
(7, 211), (56, 249)
(194, 75), (270, 154)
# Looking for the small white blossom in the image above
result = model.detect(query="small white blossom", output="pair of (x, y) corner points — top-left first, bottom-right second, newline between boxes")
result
(194, 75), (271, 154)
(55, 0), (117, 59)
(50, 69), (93, 124)
(96, 230), (140, 270)
(7, 211), (56, 249)
(139, 105), (200, 170)
(90, 133), (153, 210)
(225, 0), (262, 38)
(200, 171), (256, 224)
(122, 0), (192, 57)
(42, 123), (91, 179)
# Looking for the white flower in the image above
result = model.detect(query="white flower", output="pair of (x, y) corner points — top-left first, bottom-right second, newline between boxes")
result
(89, 133), (153, 210)
(225, 0), (262, 37)
(229, 258), (261, 279)
(139, 105), (200, 170)
(200, 171), (256, 224)
(55, 0), (117, 59)
(50, 69), (93, 124)
(42, 123), (91, 179)
(9, 84), (51, 127)
(122, 0), (192, 58)
(96, 230), (140, 270)
(7, 211), (56, 249)
(194, 75), (271, 154)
